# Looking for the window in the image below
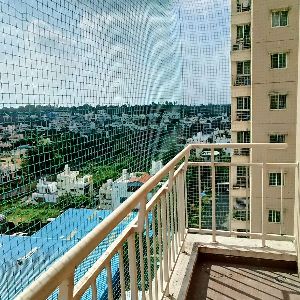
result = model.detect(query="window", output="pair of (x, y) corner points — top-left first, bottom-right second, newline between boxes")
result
(237, 61), (251, 75)
(268, 210), (281, 223)
(237, 24), (250, 40)
(271, 53), (287, 69)
(236, 166), (249, 187)
(270, 94), (287, 109)
(272, 10), (288, 27)
(269, 134), (286, 143)
(269, 172), (284, 186)
(237, 96), (250, 110)
(237, 131), (250, 143)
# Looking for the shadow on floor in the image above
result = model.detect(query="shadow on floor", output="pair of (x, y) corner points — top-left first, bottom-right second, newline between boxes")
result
(186, 253), (300, 300)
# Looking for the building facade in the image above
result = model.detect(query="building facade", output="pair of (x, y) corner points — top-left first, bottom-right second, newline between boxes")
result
(231, 0), (300, 235)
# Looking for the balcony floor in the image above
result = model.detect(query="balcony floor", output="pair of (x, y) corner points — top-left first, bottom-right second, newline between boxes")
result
(167, 233), (298, 300)
(187, 253), (300, 300)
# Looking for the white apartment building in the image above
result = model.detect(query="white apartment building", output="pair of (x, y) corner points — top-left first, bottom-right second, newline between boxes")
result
(57, 165), (93, 197)
(32, 179), (58, 203)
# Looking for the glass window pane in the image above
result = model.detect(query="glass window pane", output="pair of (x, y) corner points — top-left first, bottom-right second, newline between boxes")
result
(271, 54), (278, 68)
(280, 11), (288, 26)
(237, 97), (243, 109)
(237, 26), (244, 39)
(243, 61), (251, 74)
(272, 12), (280, 27)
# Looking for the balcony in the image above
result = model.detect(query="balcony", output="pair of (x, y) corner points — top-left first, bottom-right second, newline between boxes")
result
(237, 3), (251, 13)
(236, 110), (250, 121)
(232, 37), (251, 51)
(233, 148), (250, 156)
(234, 75), (251, 86)
(15, 143), (300, 300)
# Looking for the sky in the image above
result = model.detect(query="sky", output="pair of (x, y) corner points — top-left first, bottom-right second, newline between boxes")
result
(0, 0), (230, 108)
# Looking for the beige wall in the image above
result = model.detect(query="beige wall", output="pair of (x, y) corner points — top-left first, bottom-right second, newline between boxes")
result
(295, 0), (300, 273)
(231, 0), (300, 235)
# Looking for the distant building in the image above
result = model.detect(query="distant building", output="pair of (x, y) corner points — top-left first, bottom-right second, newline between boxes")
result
(150, 160), (163, 176)
(32, 178), (58, 203)
(57, 165), (93, 197)
(99, 169), (152, 210)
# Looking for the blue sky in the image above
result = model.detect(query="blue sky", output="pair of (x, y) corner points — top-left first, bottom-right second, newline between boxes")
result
(0, 0), (230, 108)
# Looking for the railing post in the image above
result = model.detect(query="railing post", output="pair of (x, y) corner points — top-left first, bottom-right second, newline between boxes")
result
(137, 195), (147, 233)
(198, 166), (202, 231)
(168, 168), (174, 191)
(161, 193), (169, 296)
(128, 234), (138, 300)
(211, 146), (217, 243)
(177, 170), (186, 249)
(58, 273), (74, 300)
(246, 165), (249, 234)
(261, 163), (266, 247)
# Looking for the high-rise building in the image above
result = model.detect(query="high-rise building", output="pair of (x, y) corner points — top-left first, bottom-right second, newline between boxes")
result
(231, 0), (299, 235)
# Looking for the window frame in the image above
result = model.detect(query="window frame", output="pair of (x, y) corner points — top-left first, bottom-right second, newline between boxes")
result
(268, 210), (281, 223)
(237, 60), (251, 75)
(269, 133), (287, 143)
(271, 10), (289, 28)
(270, 94), (287, 110)
(237, 96), (250, 110)
(237, 131), (250, 143)
(269, 172), (285, 186)
(271, 53), (287, 69)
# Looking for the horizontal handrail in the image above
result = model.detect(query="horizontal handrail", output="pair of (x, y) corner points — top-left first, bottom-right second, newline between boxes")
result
(15, 143), (289, 299)
(16, 144), (190, 299)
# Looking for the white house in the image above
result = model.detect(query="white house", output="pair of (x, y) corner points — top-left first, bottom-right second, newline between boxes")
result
(32, 179), (58, 203)
(150, 160), (163, 176)
(57, 165), (93, 197)
(99, 169), (152, 210)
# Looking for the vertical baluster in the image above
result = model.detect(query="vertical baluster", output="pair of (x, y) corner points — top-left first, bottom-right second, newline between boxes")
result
(166, 191), (172, 270)
(211, 147), (217, 243)
(91, 280), (97, 300)
(177, 171), (185, 248)
(118, 248), (126, 300)
(128, 234), (138, 300)
(138, 231), (146, 299)
(170, 187), (175, 265)
(107, 262), (113, 300)
(151, 208), (158, 299)
(157, 202), (164, 293)
(198, 166), (202, 231)
(184, 170), (188, 230)
(58, 273), (74, 300)
(145, 216), (153, 299)
(173, 180), (179, 255)
(161, 194), (169, 296)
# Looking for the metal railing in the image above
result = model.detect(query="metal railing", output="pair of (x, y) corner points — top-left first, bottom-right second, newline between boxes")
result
(16, 143), (297, 300)
(234, 148), (250, 156)
(237, 3), (251, 13)
(236, 110), (250, 121)
(232, 37), (251, 51)
(234, 75), (251, 86)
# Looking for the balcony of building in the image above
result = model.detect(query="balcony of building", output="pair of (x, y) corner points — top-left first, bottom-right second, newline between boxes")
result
(237, 1), (251, 13)
(14, 143), (300, 300)
(233, 75), (251, 86)
(232, 37), (251, 52)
